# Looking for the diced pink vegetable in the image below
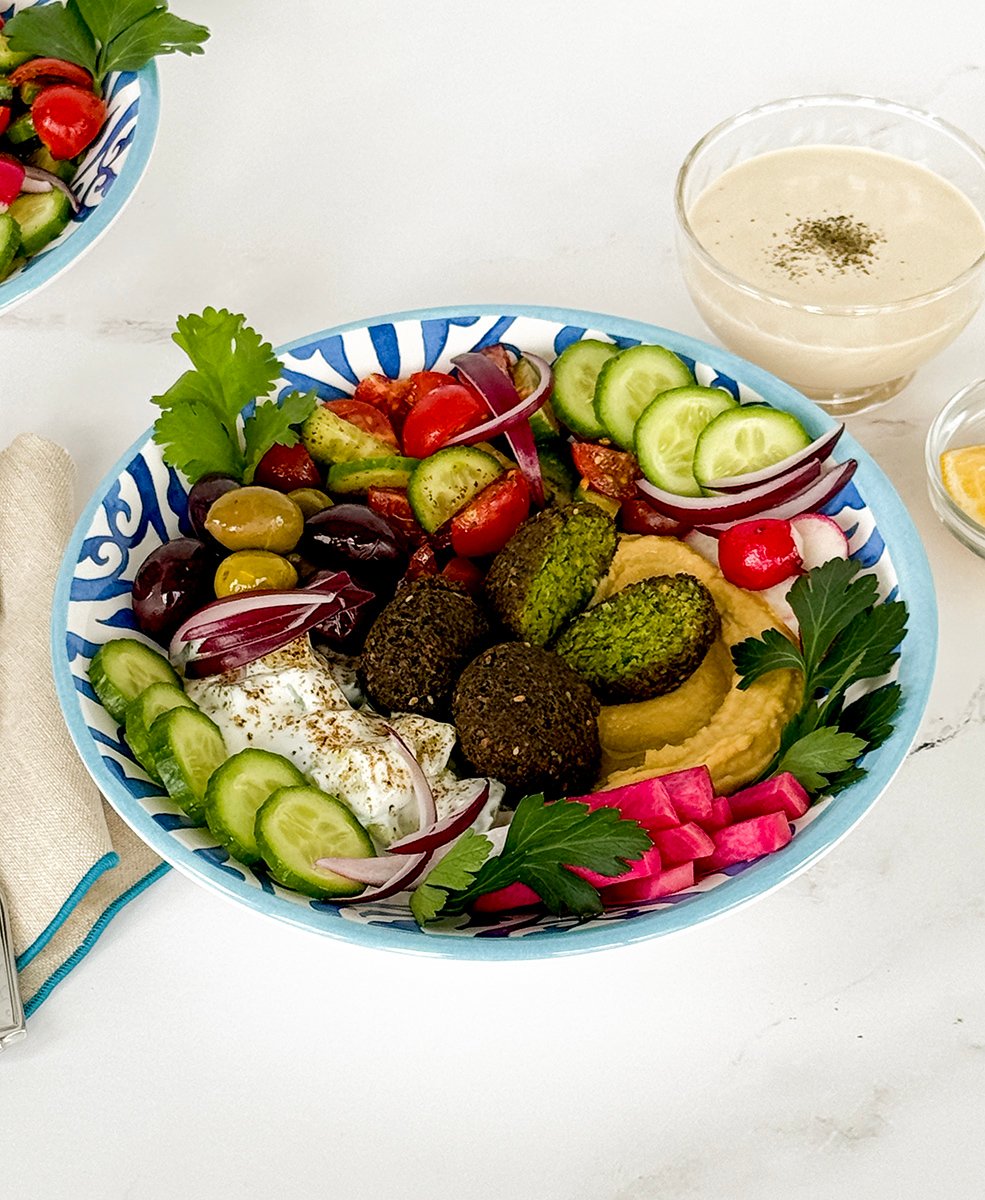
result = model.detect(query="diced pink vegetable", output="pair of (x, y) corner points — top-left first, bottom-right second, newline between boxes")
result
(727, 772), (810, 823)
(653, 822), (715, 866)
(697, 812), (793, 873)
(471, 881), (541, 913)
(699, 795), (732, 833)
(602, 862), (695, 905)
(572, 776), (679, 832)
(569, 844), (662, 890)
(656, 765), (714, 823)
(0, 155), (25, 206)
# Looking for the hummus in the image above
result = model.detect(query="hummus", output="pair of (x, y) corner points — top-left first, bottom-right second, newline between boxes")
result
(594, 536), (802, 795)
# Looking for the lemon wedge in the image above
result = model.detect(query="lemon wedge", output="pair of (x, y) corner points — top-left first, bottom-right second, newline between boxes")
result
(941, 445), (985, 526)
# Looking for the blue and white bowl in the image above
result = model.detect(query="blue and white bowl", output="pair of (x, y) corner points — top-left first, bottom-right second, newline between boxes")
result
(0, 0), (159, 314)
(51, 307), (938, 958)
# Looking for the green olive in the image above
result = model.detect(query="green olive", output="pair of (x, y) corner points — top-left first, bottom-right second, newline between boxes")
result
(287, 487), (334, 520)
(214, 550), (299, 598)
(204, 486), (304, 553)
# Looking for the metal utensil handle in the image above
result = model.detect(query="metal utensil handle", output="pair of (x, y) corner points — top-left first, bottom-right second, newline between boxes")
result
(0, 884), (26, 1047)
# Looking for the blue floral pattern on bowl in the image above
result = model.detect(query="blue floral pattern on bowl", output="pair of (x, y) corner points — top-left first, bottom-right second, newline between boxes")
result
(51, 307), (938, 959)
(0, 0), (159, 314)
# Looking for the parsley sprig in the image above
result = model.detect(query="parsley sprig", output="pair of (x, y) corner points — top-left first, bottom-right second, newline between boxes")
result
(410, 794), (652, 926)
(732, 557), (907, 795)
(151, 307), (317, 485)
(6, 1), (209, 92)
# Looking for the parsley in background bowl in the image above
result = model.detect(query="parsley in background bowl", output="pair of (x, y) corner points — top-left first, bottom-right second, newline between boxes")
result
(0, 0), (208, 314)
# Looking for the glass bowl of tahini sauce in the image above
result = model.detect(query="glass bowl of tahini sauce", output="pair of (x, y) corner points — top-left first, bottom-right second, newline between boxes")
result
(675, 95), (985, 415)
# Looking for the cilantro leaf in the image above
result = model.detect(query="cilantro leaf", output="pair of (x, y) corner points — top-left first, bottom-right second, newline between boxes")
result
(5, 3), (98, 74)
(98, 8), (209, 76)
(243, 390), (318, 483)
(838, 682), (903, 752)
(152, 400), (244, 483)
(777, 728), (867, 793)
(75, 0), (158, 44)
(732, 626), (805, 690)
(787, 558), (880, 677)
(410, 830), (492, 926)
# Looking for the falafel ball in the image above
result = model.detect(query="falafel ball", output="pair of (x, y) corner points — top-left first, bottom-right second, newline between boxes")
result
(359, 576), (490, 718)
(452, 642), (601, 794)
(553, 573), (721, 703)
(484, 502), (617, 647)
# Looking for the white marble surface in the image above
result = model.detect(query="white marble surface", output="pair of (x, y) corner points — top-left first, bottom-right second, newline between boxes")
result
(2, 1), (985, 1196)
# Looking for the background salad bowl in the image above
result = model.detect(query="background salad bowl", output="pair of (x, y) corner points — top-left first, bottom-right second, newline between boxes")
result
(51, 306), (938, 959)
(0, 0), (159, 315)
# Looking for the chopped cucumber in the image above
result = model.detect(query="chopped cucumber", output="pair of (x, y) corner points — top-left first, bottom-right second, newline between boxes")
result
(301, 404), (396, 466)
(0, 77), (13, 104)
(0, 35), (31, 72)
(0, 213), (19, 279)
(594, 344), (694, 450)
(693, 405), (812, 486)
(550, 339), (619, 438)
(407, 446), (503, 533)
(148, 708), (226, 823)
(327, 455), (419, 494)
(634, 386), (738, 497)
(125, 683), (198, 782)
(256, 785), (375, 898)
(9, 189), (72, 256)
(538, 444), (576, 506)
(205, 749), (306, 864)
(513, 356), (560, 440)
(5, 111), (36, 145)
(88, 639), (182, 725)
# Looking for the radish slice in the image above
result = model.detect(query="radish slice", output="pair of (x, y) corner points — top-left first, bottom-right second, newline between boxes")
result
(382, 724), (438, 833)
(444, 354), (552, 448)
(790, 512), (849, 569)
(701, 423), (846, 493)
(312, 855), (410, 885)
(636, 458), (822, 523)
(452, 351), (546, 504)
(695, 459), (858, 534)
(387, 783), (491, 855)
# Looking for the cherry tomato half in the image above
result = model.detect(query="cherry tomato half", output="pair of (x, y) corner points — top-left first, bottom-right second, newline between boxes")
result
(323, 398), (399, 450)
(0, 107), (10, 139)
(450, 468), (530, 558)
(400, 384), (487, 460)
(404, 541), (439, 580)
(352, 373), (416, 431)
(9, 57), (94, 91)
(570, 442), (639, 501)
(32, 84), (106, 159)
(366, 486), (428, 549)
(252, 442), (321, 492)
(440, 555), (485, 594)
(619, 498), (686, 537)
(717, 518), (803, 590)
(408, 370), (457, 402)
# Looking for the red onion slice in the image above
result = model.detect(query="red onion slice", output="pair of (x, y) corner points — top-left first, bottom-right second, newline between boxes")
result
(313, 854), (411, 885)
(702, 423), (846, 493)
(444, 355), (552, 448)
(21, 164), (79, 213)
(382, 723), (438, 833)
(326, 849), (435, 904)
(696, 460), (858, 533)
(387, 783), (491, 855)
(452, 351), (546, 505)
(636, 458), (822, 523)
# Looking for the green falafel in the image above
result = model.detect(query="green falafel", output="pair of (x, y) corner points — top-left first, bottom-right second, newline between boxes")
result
(484, 502), (617, 646)
(452, 642), (601, 795)
(553, 573), (721, 703)
(359, 576), (490, 718)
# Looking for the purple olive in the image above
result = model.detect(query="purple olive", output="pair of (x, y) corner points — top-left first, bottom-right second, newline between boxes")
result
(132, 538), (216, 644)
(187, 474), (240, 541)
(302, 504), (404, 583)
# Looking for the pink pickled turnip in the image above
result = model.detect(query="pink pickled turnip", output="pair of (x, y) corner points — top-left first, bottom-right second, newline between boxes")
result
(790, 512), (849, 570)
(571, 776), (679, 832)
(656, 765), (714, 823)
(653, 822), (715, 866)
(699, 795), (732, 833)
(569, 844), (662, 890)
(471, 881), (541, 913)
(601, 862), (696, 905)
(697, 812), (793, 873)
(727, 772), (810, 823)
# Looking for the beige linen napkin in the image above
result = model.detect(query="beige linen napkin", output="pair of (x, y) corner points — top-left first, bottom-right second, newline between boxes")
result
(0, 434), (165, 1016)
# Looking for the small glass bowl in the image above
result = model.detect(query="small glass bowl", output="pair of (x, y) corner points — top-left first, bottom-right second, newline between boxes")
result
(675, 95), (985, 416)
(926, 378), (985, 558)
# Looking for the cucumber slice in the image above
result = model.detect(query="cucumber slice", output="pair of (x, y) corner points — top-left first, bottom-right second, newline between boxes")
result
(9, 189), (72, 256)
(0, 213), (19, 279)
(256, 785), (375, 898)
(88, 639), (182, 725)
(327, 455), (419, 494)
(148, 708), (226, 823)
(594, 344), (694, 450)
(29, 145), (77, 184)
(204, 749), (306, 864)
(513, 356), (560, 440)
(538, 444), (576, 506)
(634, 386), (738, 497)
(301, 404), (395, 466)
(693, 405), (813, 487)
(125, 683), (198, 782)
(0, 35), (31, 72)
(5, 111), (36, 145)
(407, 446), (503, 533)
(550, 339), (618, 438)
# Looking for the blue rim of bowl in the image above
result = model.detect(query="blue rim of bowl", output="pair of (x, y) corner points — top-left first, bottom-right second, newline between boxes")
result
(50, 304), (939, 959)
(0, 61), (160, 315)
